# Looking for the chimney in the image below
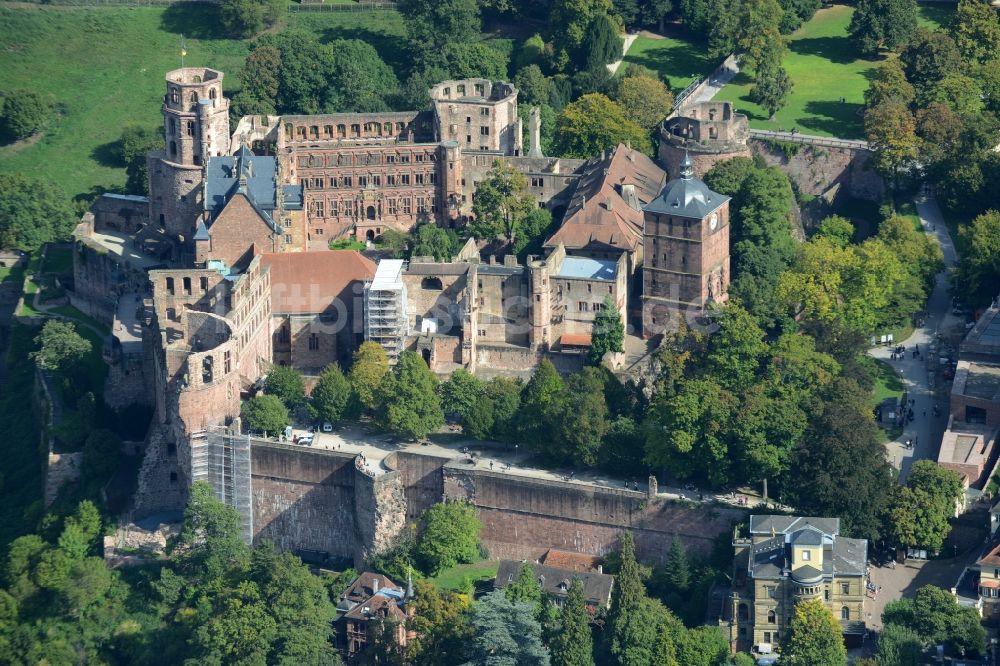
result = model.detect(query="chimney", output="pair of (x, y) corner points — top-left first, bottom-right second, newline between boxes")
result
(605, 196), (613, 211)
(528, 106), (543, 158)
(372, 577), (379, 592)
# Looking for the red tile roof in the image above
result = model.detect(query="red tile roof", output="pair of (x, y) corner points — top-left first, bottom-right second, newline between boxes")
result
(541, 549), (602, 573)
(560, 334), (592, 347)
(262, 250), (376, 315)
(544, 144), (665, 254)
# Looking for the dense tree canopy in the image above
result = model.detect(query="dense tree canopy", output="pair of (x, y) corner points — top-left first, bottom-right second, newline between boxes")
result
(376, 351), (444, 438)
(782, 598), (846, 666)
(243, 394), (290, 436)
(0, 90), (50, 141)
(849, 0), (918, 55)
(0, 174), (77, 251)
(553, 94), (652, 158)
(310, 363), (351, 424)
(471, 160), (537, 246)
(265, 364), (306, 408)
(414, 501), (481, 574)
(955, 210), (1000, 305)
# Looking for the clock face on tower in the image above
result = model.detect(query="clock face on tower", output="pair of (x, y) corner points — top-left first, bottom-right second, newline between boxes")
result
(709, 212), (719, 231)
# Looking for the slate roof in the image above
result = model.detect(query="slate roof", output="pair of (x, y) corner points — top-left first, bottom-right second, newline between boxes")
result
(643, 153), (729, 220)
(341, 572), (401, 605)
(204, 146), (285, 233)
(494, 560), (614, 607)
(746, 515), (867, 580)
(262, 250), (376, 315)
(750, 515), (840, 537)
(544, 144), (665, 254)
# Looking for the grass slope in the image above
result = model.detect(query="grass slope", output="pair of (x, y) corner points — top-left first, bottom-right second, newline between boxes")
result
(620, 33), (716, 93)
(715, 5), (876, 138)
(427, 560), (500, 591)
(0, 5), (404, 201)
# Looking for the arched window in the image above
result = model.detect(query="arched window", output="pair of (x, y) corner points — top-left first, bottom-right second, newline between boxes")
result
(767, 610), (776, 624)
(841, 607), (850, 620)
(190, 92), (198, 107)
(421, 277), (443, 291)
(193, 75), (202, 83)
(209, 88), (217, 100)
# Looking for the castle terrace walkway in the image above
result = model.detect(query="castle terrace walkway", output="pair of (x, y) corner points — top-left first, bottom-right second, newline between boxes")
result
(284, 422), (765, 509)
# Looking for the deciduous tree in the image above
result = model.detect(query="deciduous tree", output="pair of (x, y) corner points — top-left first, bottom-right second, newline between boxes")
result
(376, 351), (444, 439)
(956, 210), (1000, 305)
(589, 295), (625, 365)
(553, 94), (652, 158)
(310, 363), (350, 424)
(782, 598), (846, 666)
(32, 321), (91, 374)
(952, 0), (1000, 65)
(243, 394), (289, 436)
(900, 29), (962, 100)
(265, 364), (306, 408)
(0, 175), (76, 251)
(615, 74), (674, 131)
(414, 501), (480, 574)
(749, 50), (793, 119)
(849, 0), (918, 54)
(471, 160), (536, 246)
(0, 90), (49, 141)
(349, 342), (390, 413)
(865, 101), (918, 189)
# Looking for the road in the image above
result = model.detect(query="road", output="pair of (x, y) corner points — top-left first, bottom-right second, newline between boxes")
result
(867, 194), (960, 482)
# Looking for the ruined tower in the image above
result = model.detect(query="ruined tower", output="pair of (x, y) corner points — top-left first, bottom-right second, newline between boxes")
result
(148, 67), (231, 246)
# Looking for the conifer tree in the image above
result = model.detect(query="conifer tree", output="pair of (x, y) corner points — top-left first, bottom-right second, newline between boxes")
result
(664, 538), (690, 592)
(551, 578), (595, 666)
(505, 562), (543, 617)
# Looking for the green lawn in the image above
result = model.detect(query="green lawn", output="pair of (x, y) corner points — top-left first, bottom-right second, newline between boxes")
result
(917, 2), (954, 30)
(715, 4), (877, 139)
(620, 34), (716, 94)
(0, 5), (404, 201)
(427, 560), (499, 591)
(863, 356), (905, 407)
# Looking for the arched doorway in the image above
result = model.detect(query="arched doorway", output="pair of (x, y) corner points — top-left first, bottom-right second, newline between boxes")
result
(366, 205), (377, 220)
(366, 229), (375, 242)
(421, 348), (431, 365)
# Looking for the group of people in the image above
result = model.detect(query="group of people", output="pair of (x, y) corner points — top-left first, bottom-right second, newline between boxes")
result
(889, 343), (922, 361)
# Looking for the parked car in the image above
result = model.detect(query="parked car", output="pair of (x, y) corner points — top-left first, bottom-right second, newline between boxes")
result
(297, 434), (314, 446)
(322, 422), (333, 433)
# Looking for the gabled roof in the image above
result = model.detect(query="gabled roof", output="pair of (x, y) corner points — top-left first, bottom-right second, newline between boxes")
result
(262, 250), (376, 315)
(494, 560), (614, 606)
(341, 572), (401, 604)
(544, 144), (665, 254)
(540, 549), (602, 573)
(750, 515), (840, 538)
(643, 153), (728, 220)
(205, 148), (281, 232)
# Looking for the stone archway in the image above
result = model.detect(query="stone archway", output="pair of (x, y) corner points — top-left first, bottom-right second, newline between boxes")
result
(365, 229), (375, 242)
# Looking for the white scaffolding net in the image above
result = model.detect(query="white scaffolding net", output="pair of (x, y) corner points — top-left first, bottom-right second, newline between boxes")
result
(190, 429), (253, 543)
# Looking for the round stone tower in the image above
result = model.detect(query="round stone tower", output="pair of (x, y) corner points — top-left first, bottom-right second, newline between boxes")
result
(658, 101), (751, 179)
(148, 67), (231, 245)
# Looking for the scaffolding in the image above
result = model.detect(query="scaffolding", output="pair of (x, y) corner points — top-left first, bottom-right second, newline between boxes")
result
(364, 259), (408, 364)
(190, 428), (253, 543)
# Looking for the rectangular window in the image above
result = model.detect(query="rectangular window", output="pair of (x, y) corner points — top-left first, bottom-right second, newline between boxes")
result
(416, 173), (424, 185)
(224, 350), (231, 373)
(480, 107), (490, 116)
(308, 334), (319, 351)
(359, 176), (368, 187)
(417, 197), (426, 213)
(531, 177), (544, 187)
(182, 277), (191, 295)
(802, 551), (811, 561)
(315, 201), (324, 217)
(330, 200), (339, 216)
(387, 174), (396, 186)
(841, 583), (850, 595)
(386, 154), (396, 163)
(284, 234), (292, 243)
(403, 198), (412, 215)
(199, 277), (208, 293)
(186, 121), (195, 137)
(399, 154), (410, 164)
(165, 277), (175, 295)
(578, 302), (588, 312)
(429, 172), (436, 184)
(344, 176), (352, 187)
(372, 175), (381, 186)
(766, 586), (776, 599)
(480, 126), (490, 136)
(388, 199), (398, 215)
(401, 174), (410, 185)
(315, 228), (324, 236)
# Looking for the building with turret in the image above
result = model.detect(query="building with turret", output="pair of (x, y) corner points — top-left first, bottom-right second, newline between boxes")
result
(720, 515), (868, 654)
(641, 153), (731, 336)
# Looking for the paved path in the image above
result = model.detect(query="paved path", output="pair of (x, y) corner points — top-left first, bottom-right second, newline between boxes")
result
(286, 423), (761, 509)
(748, 128), (869, 150)
(607, 33), (639, 75)
(867, 194), (960, 482)
(688, 60), (739, 105)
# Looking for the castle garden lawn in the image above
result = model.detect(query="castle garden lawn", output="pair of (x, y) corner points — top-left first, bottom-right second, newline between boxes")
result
(714, 3), (954, 139)
(714, 5), (876, 139)
(620, 33), (717, 94)
(0, 5), (405, 202)
(427, 560), (500, 592)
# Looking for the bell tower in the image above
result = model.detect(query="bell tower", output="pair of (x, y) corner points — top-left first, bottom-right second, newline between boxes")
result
(640, 153), (731, 337)
(148, 67), (231, 246)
